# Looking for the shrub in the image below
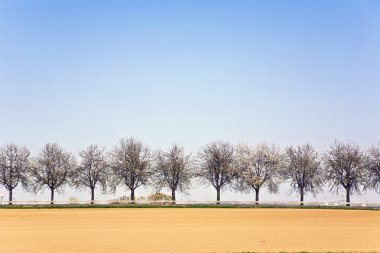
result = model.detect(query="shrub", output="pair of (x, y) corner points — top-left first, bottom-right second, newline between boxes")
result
(147, 193), (172, 205)
(108, 195), (146, 204)
(68, 197), (78, 204)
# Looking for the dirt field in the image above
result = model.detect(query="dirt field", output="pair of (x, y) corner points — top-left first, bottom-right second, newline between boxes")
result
(0, 208), (379, 253)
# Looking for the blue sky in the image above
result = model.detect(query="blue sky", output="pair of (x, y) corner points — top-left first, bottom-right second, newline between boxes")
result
(1, 0), (380, 202)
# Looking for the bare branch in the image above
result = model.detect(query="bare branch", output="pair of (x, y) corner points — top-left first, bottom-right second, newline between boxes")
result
(0, 143), (31, 203)
(366, 144), (380, 194)
(283, 144), (324, 205)
(323, 140), (366, 205)
(28, 143), (76, 204)
(71, 144), (109, 203)
(109, 137), (153, 201)
(196, 141), (236, 202)
(152, 144), (193, 202)
(234, 143), (283, 202)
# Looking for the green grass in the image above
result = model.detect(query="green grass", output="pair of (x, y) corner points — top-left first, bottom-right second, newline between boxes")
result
(0, 204), (379, 210)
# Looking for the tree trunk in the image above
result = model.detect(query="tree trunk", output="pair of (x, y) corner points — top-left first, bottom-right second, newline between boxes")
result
(300, 187), (304, 206)
(91, 188), (95, 204)
(171, 189), (176, 204)
(346, 188), (350, 207)
(50, 188), (54, 205)
(255, 188), (260, 205)
(130, 189), (135, 204)
(216, 188), (221, 205)
(8, 189), (13, 205)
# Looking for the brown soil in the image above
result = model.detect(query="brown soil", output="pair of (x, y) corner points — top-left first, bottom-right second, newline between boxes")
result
(0, 208), (379, 252)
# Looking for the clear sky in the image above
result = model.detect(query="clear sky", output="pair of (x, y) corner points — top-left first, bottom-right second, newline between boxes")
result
(1, 0), (380, 203)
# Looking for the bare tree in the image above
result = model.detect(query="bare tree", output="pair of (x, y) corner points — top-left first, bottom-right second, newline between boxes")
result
(0, 144), (30, 205)
(283, 144), (324, 205)
(196, 141), (236, 203)
(29, 143), (76, 204)
(109, 137), (153, 202)
(153, 144), (192, 203)
(324, 141), (366, 206)
(71, 144), (109, 204)
(234, 143), (283, 204)
(365, 144), (380, 195)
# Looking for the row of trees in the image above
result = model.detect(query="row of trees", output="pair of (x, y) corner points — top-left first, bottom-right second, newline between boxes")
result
(0, 138), (380, 206)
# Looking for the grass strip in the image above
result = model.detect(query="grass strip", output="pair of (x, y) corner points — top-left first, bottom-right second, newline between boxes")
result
(0, 204), (379, 210)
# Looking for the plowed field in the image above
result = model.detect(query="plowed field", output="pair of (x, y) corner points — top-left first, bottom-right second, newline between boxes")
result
(0, 208), (379, 252)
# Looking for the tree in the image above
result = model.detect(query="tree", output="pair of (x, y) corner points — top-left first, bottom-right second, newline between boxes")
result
(324, 141), (366, 206)
(366, 144), (380, 195)
(153, 144), (192, 203)
(109, 137), (153, 202)
(196, 141), (236, 203)
(234, 143), (283, 204)
(29, 143), (76, 204)
(0, 144), (30, 205)
(71, 144), (109, 204)
(283, 144), (324, 205)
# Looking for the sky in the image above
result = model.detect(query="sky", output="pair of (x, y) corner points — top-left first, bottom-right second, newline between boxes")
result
(0, 0), (380, 203)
